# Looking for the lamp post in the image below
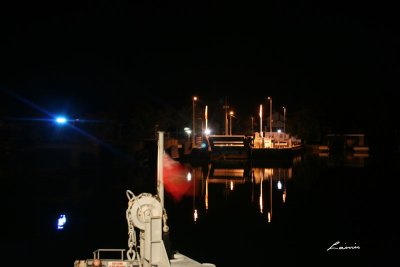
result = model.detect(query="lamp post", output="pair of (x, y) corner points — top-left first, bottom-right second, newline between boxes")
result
(259, 104), (263, 138)
(205, 105), (208, 132)
(229, 111), (234, 135)
(268, 96), (272, 137)
(282, 106), (286, 133)
(223, 97), (229, 135)
(192, 96), (197, 148)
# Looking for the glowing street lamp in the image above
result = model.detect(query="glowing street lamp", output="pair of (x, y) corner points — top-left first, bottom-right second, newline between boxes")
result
(259, 104), (263, 138)
(283, 106), (286, 133)
(55, 116), (67, 125)
(192, 96), (197, 147)
(268, 97), (272, 137)
(203, 105), (212, 136)
(205, 105), (208, 131)
(229, 111), (234, 135)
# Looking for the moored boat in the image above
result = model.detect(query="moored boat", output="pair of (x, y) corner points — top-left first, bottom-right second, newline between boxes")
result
(250, 132), (303, 160)
(206, 134), (251, 161)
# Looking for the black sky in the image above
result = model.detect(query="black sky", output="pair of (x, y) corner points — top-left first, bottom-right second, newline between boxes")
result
(1, 1), (400, 135)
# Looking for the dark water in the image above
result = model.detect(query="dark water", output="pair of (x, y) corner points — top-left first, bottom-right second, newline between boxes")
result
(2, 149), (399, 266)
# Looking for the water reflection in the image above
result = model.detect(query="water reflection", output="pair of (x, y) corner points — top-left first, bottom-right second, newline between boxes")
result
(252, 165), (292, 223)
(316, 150), (369, 168)
(3, 138), (385, 267)
(180, 156), (301, 224)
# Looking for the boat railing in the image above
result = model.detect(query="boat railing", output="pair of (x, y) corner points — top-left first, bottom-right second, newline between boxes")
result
(92, 248), (126, 261)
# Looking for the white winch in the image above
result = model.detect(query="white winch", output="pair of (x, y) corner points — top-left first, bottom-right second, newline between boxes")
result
(125, 190), (171, 267)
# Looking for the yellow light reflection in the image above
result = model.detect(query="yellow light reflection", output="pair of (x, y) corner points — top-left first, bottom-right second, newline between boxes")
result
(205, 178), (209, 210)
(230, 180), (234, 191)
(265, 168), (273, 177)
(259, 177), (263, 213)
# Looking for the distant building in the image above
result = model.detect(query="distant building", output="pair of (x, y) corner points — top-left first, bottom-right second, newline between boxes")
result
(326, 133), (369, 153)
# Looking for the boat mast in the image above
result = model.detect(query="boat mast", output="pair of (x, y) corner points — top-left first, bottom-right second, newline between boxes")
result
(157, 131), (164, 207)
(259, 104), (263, 138)
(268, 96), (272, 138)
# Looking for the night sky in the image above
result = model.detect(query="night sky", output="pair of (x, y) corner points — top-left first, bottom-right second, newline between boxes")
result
(2, 3), (400, 265)
(1, 1), (400, 145)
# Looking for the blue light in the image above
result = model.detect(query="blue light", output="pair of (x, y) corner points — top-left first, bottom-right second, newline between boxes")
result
(55, 116), (67, 124)
(57, 214), (67, 230)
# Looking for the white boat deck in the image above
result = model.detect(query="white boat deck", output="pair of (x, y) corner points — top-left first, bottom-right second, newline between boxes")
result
(76, 252), (215, 267)
(170, 253), (215, 267)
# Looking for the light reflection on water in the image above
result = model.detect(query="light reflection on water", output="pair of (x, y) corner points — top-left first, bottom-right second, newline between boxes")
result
(180, 158), (297, 225)
(161, 151), (386, 266)
(5, 149), (397, 267)
(174, 152), (370, 224)
(180, 153), (369, 226)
